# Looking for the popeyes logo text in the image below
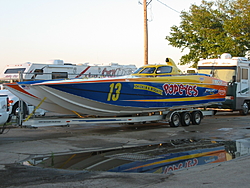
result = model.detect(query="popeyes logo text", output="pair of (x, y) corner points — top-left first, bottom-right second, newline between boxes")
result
(163, 158), (198, 174)
(163, 83), (199, 97)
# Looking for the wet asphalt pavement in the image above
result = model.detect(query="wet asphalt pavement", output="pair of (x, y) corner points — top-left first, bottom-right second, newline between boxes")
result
(1, 112), (250, 187)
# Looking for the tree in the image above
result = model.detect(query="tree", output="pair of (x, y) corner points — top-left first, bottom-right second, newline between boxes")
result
(166, 0), (250, 66)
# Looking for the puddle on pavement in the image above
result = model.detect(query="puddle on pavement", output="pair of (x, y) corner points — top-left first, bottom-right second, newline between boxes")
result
(23, 139), (250, 174)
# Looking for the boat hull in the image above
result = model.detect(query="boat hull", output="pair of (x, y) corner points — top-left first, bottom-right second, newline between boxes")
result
(33, 75), (227, 116)
(4, 81), (75, 115)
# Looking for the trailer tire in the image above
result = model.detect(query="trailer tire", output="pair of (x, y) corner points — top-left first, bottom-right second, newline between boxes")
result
(12, 102), (28, 119)
(239, 102), (249, 115)
(181, 112), (191, 126)
(169, 112), (181, 127)
(191, 111), (202, 125)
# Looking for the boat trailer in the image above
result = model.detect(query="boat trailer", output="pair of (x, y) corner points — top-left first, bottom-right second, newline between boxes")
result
(20, 109), (215, 128)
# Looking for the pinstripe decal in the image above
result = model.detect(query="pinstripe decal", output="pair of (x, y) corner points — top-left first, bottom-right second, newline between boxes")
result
(5, 83), (39, 99)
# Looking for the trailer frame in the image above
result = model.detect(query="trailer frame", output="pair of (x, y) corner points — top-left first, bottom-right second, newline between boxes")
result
(21, 109), (215, 128)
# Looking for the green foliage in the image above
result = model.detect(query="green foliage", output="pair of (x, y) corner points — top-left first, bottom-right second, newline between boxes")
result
(166, 0), (250, 66)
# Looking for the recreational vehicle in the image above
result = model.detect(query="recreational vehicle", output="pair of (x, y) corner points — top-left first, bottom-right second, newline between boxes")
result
(0, 60), (137, 81)
(197, 53), (250, 115)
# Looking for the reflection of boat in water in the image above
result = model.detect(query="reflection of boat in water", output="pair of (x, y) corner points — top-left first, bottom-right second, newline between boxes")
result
(31, 140), (233, 174)
(108, 145), (228, 174)
(29, 71), (227, 116)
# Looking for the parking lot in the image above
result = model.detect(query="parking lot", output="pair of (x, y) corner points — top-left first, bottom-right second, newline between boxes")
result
(1, 112), (250, 187)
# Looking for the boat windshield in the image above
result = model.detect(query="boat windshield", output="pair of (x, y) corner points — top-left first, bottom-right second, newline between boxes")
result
(132, 66), (172, 75)
(140, 67), (156, 74)
(132, 67), (143, 74)
(156, 66), (172, 74)
(198, 66), (236, 82)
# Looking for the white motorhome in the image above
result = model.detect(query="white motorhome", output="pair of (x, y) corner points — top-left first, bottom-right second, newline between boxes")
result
(197, 53), (250, 115)
(0, 60), (137, 81)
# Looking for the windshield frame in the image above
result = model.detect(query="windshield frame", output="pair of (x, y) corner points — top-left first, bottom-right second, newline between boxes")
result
(198, 66), (237, 82)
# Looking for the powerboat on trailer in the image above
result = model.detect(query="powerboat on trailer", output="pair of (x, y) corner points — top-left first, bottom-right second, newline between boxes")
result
(3, 58), (186, 115)
(29, 73), (227, 116)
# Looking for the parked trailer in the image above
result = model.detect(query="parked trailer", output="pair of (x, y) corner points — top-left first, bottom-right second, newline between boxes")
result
(197, 53), (250, 115)
(21, 109), (215, 128)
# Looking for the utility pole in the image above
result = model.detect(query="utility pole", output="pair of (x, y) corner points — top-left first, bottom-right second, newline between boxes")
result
(18, 71), (24, 126)
(143, 0), (148, 65)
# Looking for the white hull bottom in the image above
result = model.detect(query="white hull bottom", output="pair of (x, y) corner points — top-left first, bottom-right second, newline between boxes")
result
(6, 86), (75, 115)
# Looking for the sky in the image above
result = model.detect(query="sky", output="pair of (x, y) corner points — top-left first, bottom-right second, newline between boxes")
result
(0, 0), (202, 71)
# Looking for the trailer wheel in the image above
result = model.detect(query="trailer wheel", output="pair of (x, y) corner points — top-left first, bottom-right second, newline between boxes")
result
(239, 102), (249, 115)
(191, 111), (202, 125)
(181, 112), (191, 126)
(12, 102), (28, 119)
(169, 112), (181, 127)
